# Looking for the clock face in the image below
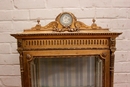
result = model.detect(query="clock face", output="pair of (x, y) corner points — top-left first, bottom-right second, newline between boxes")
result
(59, 13), (73, 27)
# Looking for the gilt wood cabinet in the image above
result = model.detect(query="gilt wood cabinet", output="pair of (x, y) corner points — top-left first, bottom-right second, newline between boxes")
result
(11, 12), (121, 87)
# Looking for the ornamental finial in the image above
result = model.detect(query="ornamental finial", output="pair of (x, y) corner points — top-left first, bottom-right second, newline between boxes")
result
(37, 18), (40, 25)
(92, 18), (96, 23)
(91, 18), (98, 29)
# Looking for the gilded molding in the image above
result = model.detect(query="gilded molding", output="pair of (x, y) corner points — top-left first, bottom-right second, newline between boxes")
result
(11, 32), (122, 37)
(74, 21), (91, 30)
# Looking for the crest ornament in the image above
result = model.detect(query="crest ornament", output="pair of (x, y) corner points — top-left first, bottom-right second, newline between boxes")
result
(24, 12), (102, 32)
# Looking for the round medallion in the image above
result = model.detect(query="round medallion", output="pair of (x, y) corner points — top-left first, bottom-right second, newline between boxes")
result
(59, 13), (73, 27)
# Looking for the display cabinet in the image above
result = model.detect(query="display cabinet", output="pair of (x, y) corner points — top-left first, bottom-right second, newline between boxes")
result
(11, 12), (122, 87)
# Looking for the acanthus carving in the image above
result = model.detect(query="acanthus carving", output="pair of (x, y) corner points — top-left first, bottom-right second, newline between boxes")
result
(31, 21), (58, 31)
(75, 21), (91, 30)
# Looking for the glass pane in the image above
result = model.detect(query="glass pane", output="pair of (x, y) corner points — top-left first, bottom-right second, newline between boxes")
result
(30, 56), (103, 87)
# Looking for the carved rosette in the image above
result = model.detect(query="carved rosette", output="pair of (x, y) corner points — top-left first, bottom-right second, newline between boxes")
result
(100, 52), (107, 59)
(26, 54), (35, 62)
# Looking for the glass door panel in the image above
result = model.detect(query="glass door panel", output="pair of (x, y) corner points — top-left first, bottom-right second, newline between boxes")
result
(30, 56), (103, 87)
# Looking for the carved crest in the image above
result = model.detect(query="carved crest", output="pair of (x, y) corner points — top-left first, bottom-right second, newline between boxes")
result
(24, 12), (101, 32)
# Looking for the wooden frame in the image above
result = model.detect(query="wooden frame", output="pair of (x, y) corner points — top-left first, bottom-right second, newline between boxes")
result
(11, 12), (121, 87)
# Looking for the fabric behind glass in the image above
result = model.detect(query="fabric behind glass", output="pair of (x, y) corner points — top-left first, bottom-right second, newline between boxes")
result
(37, 56), (97, 87)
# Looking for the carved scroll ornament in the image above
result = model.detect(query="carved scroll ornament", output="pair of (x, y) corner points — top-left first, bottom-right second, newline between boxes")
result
(24, 12), (101, 32)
